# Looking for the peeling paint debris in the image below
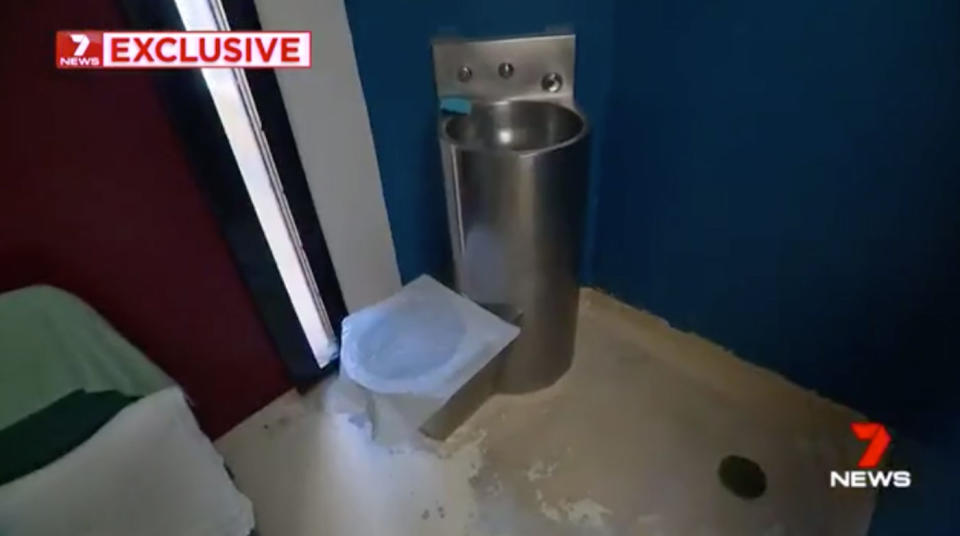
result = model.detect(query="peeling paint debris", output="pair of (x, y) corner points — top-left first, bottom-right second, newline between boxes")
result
(534, 490), (612, 529)
(559, 498), (612, 529)
(525, 459), (558, 482)
(535, 490), (564, 523)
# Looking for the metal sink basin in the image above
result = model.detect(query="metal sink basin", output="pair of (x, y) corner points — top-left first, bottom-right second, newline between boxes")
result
(442, 100), (586, 153)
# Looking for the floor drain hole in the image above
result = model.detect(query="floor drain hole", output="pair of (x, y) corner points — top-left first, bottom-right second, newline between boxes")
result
(718, 455), (767, 499)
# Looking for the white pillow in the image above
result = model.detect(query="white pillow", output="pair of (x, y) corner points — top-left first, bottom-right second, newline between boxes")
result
(0, 387), (254, 536)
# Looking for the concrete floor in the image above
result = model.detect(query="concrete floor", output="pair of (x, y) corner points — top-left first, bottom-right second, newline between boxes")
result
(216, 289), (876, 535)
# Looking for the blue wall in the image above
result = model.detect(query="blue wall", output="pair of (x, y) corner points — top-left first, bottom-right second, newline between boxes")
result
(869, 436), (960, 535)
(596, 0), (960, 445)
(593, 2), (960, 531)
(343, 0), (615, 284)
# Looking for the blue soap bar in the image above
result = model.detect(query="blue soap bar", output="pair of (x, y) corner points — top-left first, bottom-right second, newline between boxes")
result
(439, 97), (472, 115)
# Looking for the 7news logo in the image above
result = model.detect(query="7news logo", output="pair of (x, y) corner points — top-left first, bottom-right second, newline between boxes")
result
(56, 31), (101, 68)
(830, 422), (911, 488)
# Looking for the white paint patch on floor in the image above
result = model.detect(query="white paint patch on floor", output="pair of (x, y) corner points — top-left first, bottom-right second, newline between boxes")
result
(526, 459), (558, 482)
(216, 289), (876, 536)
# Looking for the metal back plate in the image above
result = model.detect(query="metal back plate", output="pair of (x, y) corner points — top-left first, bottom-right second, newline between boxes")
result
(432, 34), (575, 104)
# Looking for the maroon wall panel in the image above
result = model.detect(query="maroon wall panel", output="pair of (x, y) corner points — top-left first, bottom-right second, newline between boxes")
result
(2, 1), (291, 437)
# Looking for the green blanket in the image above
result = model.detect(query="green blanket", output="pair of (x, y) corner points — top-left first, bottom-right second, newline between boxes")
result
(0, 285), (172, 431)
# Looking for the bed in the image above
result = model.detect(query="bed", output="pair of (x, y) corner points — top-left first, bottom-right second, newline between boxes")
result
(0, 285), (256, 535)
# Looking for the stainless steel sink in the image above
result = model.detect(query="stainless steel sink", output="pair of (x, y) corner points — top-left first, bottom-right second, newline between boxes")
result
(442, 100), (586, 153)
(424, 35), (589, 440)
